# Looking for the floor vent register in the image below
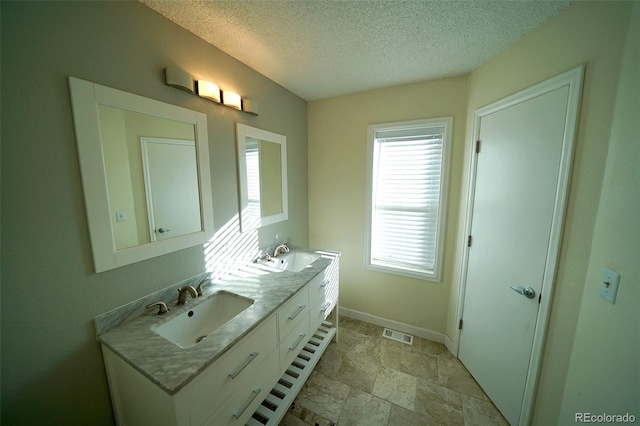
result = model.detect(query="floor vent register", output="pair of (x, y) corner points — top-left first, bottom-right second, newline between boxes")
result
(382, 328), (414, 345)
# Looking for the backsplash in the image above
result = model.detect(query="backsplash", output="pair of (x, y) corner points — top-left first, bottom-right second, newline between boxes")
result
(94, 238), (294, 337)
(94, 272), (209, 337)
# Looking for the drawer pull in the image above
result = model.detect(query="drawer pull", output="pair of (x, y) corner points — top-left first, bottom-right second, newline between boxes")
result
(289, 333), (306, 351)
(321, 301), (332, 313)
(321, 280), (330, 288)
(232, 388), (261, 419)
(228, 351), (258, 379)
(288, 305), (305, 320)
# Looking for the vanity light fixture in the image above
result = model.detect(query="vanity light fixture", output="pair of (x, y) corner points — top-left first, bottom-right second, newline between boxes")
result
(196, 80), (221, 103)
(242, 99), (259, 116)
(164, 65), (195, 94)
(222, 90), (242, 110)
(163, 66), (257, 116)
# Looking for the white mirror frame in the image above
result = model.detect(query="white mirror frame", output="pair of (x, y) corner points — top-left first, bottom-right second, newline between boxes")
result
(236, 123), (288, 232)
(69, 76), (214, 272)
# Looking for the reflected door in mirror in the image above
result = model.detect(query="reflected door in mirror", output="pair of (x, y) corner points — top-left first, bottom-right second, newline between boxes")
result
(69, 76), (214, 272)
(140, 137), (202, 242)
(98, 105), (201, 250)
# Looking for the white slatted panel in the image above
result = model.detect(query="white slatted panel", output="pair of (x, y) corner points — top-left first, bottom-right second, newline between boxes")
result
(250, 322), (336, 425)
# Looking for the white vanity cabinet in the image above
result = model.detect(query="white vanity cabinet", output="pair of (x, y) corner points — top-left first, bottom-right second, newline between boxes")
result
(102, 314), (279, 426)
(100, 252), (340, 426)
(248, 256), (340, 426)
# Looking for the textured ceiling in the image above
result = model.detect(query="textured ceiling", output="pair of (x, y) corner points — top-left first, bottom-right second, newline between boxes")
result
(140, 0), (573, 101)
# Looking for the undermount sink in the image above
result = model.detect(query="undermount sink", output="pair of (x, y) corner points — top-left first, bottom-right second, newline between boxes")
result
(262, 251), (320, 272)
(151, 291), (254, 349)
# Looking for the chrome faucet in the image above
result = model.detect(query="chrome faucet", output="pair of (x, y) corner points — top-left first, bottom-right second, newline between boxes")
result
(273, 244), (290, 258)
(195, 277), (209, 297)
(177, 286), (197, 305)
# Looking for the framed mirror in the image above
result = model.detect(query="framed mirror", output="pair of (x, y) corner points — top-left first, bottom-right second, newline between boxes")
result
(236, 124), (288, 232)
(69, 77), (214, 272)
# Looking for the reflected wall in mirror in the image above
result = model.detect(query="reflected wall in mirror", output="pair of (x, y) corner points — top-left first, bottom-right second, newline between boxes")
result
(69, 77), (214, 272)
(237, 124), (288, 232)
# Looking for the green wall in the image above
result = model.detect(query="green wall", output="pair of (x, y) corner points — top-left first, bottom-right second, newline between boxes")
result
(0, 2), (308, 424)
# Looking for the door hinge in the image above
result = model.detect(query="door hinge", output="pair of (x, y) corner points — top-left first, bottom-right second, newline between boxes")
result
(467, 235), (472, 247)
(475, 140), (481, 153)
(458, 319), (463, 330)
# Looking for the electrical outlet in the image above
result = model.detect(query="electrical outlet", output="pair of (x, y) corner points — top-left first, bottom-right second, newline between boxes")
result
(599, 267), (620, 304)
(116, 210), (127, 223)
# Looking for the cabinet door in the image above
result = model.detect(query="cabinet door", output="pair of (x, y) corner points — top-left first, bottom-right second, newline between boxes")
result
(279, 315), (310, 373)
(187, 315), (277, 425)
(278, 287), (308, 341)
(102, 346), (182, 426)
(309, 263), (339, 315)
(207, 348), (280, 426)
(307, 274), (326, 307)
(310, 301), (331, 334)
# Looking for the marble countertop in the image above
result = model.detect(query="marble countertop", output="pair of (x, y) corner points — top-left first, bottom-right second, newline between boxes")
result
(97, 249), (338, 396)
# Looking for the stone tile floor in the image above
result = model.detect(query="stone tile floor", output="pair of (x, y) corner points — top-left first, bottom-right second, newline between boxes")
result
(281, 317), (509, 426)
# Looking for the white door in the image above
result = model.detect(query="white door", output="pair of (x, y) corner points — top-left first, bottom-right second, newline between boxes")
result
(457, 68), (583, 425)
(141, 137), (202, 241)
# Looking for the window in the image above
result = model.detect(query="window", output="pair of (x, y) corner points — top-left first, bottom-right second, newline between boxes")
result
(365, 117), (452, 281)
(244, 138), (261, 220)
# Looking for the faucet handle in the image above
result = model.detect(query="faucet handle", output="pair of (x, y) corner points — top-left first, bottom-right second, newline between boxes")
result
(196, 277), (210, 297)
(253, 252), (271, 263)
(145, 301), (170, 315)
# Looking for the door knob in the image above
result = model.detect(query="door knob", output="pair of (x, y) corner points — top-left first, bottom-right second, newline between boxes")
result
(157, 227), (170, 233)
(510, 286), (536, 299)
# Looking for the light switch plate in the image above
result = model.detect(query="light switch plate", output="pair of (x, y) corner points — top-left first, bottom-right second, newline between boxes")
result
(599, 267), (620, 304)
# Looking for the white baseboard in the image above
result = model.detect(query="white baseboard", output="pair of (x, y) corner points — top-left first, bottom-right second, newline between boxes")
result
(444, 335), (456, 356)
(339, 307), (446, 344)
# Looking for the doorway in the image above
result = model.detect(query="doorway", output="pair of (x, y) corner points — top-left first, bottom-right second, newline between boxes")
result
(140, 137), (202, 242)
(455, 67), (583, 425)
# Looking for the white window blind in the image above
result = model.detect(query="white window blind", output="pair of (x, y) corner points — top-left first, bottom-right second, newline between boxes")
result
(366, 118), (451, 281)
(245, 140), (261, 219)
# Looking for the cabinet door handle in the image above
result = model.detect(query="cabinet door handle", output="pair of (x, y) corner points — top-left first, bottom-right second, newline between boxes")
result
(228, 351), (258, 379)
(288, 305), (305, 320)
(321, 301), (332, 313)
(232, 388), (261, 419)
(289, 333), (306, 351)
(321, 280), (330, 288)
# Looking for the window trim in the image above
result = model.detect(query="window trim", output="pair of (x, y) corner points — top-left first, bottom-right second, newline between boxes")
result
(365, 117), (452, 282)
